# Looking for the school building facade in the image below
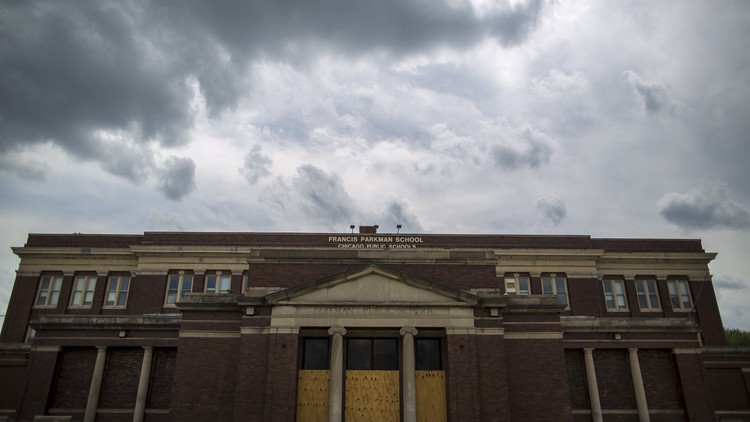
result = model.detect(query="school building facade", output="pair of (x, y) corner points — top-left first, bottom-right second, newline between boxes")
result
(1, 228), (749, 421)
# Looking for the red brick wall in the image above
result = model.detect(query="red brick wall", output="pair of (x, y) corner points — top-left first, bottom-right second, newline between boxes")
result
(263, 333), (300, 421)
(48, 347), (96, 410)
(475, 335), (511, 421)
(594, 349), (636, 410)
(504, 339), (572, 421)
(640, 349), (682, 411)
(100, 348), (142, 410)
(1, 275), (41, 342)
(248, 262), (498, 290)
(19, 348), (61, 420)
(169, 336), (240, 420)
(445, 334), (480, 421)
(674, 353), (714, 420)
(233, 333), (270, 419)
(706, 368), (750, 411)
(0, 357), (29, 419)
(147, 348), (176, 410)
(565, 349), (590, 410)
(129, 274), (168, 315)
(567, 278), (606, 317)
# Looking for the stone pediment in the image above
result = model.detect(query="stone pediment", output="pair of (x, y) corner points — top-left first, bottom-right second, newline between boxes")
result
(264, 264), (478, 306)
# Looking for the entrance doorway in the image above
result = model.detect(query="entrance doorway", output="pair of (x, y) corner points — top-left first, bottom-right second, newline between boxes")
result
(295, 332), (447, 422)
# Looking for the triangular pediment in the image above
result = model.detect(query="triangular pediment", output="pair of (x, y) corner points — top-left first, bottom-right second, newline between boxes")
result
(264, 264), (478, 305)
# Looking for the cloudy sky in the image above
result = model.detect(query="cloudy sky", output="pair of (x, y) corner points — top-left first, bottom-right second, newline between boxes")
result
(1, 1), (749, 330)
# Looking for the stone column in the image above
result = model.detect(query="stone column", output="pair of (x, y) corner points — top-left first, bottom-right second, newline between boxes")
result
(84, 346), (107, 422)
(133, 346), (154, 422)
(328, 326), (347, 422)
(400, 327), (419, 422)
(583, 348), (603, 422)
(628, 348), (650, 421)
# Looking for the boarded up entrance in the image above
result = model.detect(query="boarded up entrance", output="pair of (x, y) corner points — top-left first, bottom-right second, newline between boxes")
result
(296, 370), (330, 422)
(416, 370), (447, 422)
(345, 370), (400, 421)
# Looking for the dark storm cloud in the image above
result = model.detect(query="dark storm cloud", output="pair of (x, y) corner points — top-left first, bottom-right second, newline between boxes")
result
(157, 157), (197, 201)
(0, 2), (194, 163)
(292, 165), (357, 224)
(492, 126), (554, 170)
(536, 197), (566, 225)
(240, 145), (272, 185)
(381, 201), (424, 233)
(713, 275), (747, 291)
(0, 0), (547, 176)
(658, 184), (750, 230)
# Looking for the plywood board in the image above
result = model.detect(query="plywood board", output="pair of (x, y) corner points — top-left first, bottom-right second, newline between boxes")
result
(296, 370), (330, 422)
(345, 370), (400, 422)
(416, 370), (447, 422)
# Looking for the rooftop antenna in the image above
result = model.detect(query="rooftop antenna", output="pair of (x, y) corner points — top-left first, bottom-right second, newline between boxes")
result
(397, 224), (402, 234)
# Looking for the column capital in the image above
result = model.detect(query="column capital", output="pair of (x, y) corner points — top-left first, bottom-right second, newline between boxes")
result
(95, 345), (107, 351)
(583, 347), (595, 354)
(142, 346), (153, 351)
(328, 326), (347, 336)
(400, 327), (418, 336)
(628, 347), (639, 353)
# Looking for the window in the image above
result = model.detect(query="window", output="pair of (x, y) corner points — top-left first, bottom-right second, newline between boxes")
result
(104, 275), (130, 308)
(542, 274), (568, 306)
(302, 338), (329, 370)
(242, 272), (249, 292)
(347, 338), (398, 370)
(70, 275), (97, 307)
(667, 279), (692, 311)
(416, 338), (442, 370)
(35, 275), (63, 307)
(635, 279), (660, 310)
(504, 273), (530, 295)
(165, 272), (193, 305)
(205, 271), (231, 294)
(603, 279), (628, 310)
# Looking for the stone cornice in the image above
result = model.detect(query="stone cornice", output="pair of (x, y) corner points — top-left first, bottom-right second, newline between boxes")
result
(561, 316), (700, 333)
(31, 314), (182, 330)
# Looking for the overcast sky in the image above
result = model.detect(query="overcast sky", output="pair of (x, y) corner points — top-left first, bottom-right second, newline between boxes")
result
(1, 0), (749, 330)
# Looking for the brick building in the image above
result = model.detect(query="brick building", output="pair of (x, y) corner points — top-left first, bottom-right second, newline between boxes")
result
(1, 227), (749, 421)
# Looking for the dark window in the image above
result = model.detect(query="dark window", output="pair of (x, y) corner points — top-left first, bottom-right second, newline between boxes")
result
(347, 338), (398, 370)
(303, 338), (329, 370)
(416, 338), (442, 370)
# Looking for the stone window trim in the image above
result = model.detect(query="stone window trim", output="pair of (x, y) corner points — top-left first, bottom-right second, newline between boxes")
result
(204, 270), (232, 294)
(34, 273), (64, 308)
(634, 278), (661, 311)
(542, 273), (569, 308)
(103, 274), (131, 309)
(602, 278), (629, 311)
(667, 279), (693, 311)
(69, 273), (98, 308)
(504, 272), (531, 295)
(164, 271), (194, 307)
